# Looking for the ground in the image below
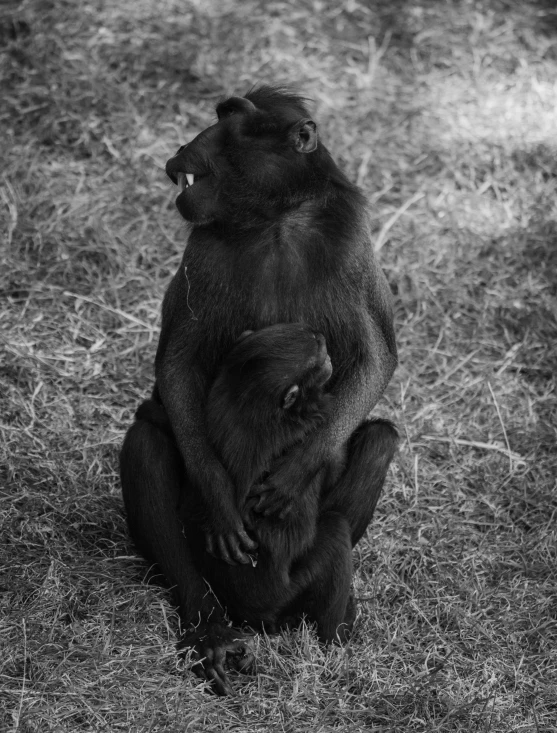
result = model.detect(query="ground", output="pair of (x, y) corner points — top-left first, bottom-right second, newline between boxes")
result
(0, 0), (556, 731)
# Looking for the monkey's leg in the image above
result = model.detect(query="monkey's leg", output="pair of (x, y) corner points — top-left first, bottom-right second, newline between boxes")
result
(120, 400), (252, 695)
(324, 417), (398, 546)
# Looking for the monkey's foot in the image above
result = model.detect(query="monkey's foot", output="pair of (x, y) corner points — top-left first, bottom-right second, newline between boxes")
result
(179, 623), (254, 695)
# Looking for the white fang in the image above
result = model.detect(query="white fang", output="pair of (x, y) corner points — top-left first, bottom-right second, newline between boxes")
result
(186, 173), (194, 187)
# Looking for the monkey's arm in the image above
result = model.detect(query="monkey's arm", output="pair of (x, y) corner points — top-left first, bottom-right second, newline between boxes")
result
(156, 349), (258, 564)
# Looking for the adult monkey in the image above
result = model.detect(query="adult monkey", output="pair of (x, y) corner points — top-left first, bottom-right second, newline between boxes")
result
(120, 86), (398, 694)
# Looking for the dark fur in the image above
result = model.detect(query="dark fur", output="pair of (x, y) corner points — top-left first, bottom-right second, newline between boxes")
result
(202, 325), (340, 599)
(207, 323), (334, 508)
(120, 85), (398, 694)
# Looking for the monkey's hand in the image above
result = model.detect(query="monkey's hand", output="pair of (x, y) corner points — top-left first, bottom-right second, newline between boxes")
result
(204, 511), (258, 565)
(248, 444), (325, 519)
(182, 462), (258, 565)
(179, 623), (255, 696)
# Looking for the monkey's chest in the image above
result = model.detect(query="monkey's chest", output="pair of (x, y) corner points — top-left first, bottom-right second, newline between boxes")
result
(246, 255), (332, 322)
(184, 240), (345, 340)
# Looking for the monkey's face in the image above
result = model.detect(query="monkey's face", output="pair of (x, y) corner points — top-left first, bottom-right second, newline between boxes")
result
(223, 323), (332, 418)
(279, 330), (332, 411)
(165, 89), (320, 226)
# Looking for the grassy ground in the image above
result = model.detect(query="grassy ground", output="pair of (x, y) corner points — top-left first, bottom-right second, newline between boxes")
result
(1, 0), (556, 730)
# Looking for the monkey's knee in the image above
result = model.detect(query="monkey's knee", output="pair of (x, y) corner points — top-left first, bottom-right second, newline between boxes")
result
(120, 416), (176, 493)
(350, 417), (398, 470)
(120, 414), (183, 546)
(332, 418), (398, 546)
(135, 398), (173, 437)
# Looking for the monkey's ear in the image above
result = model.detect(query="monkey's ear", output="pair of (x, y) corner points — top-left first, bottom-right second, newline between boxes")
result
(237, 330), (254, 342)
(282, 385), (300, 409)
(289, 119), (317, 153)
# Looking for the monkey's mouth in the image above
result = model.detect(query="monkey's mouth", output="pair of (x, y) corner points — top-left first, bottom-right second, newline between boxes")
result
(177, 172), (195, 190)
(165, 159), (208, 189)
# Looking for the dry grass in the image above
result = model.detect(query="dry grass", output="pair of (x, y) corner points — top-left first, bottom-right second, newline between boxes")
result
(1, 0), (556, 730)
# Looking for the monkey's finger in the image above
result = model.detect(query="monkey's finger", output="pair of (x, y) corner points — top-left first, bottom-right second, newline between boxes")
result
(243, 495), (257, 511)
(263, 499), (292, 518)
(191, 658), (208, 681)
(191, 650), (211, 684)
(242, 510), (256, 530)
(255, 481), (275, 495)
(206, 665), (233, 696)
(214, 645), (227, 668)
(205, 534), (215, 556)
(263, 504), (287, 517)
(251, 493), (270, 513)
(227, 536), (251, 565)
(215, 534), (236, 565)
(277, 506), (292, 520)
(260, 495), (283, 515)
(213, 647), (235, 695)
(238, 528), (258, 552)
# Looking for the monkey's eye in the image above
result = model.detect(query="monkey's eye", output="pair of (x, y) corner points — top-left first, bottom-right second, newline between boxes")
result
(216, 97), (256, 121)
(217, 108), (236, 120)
(282, 385), (300, 409)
